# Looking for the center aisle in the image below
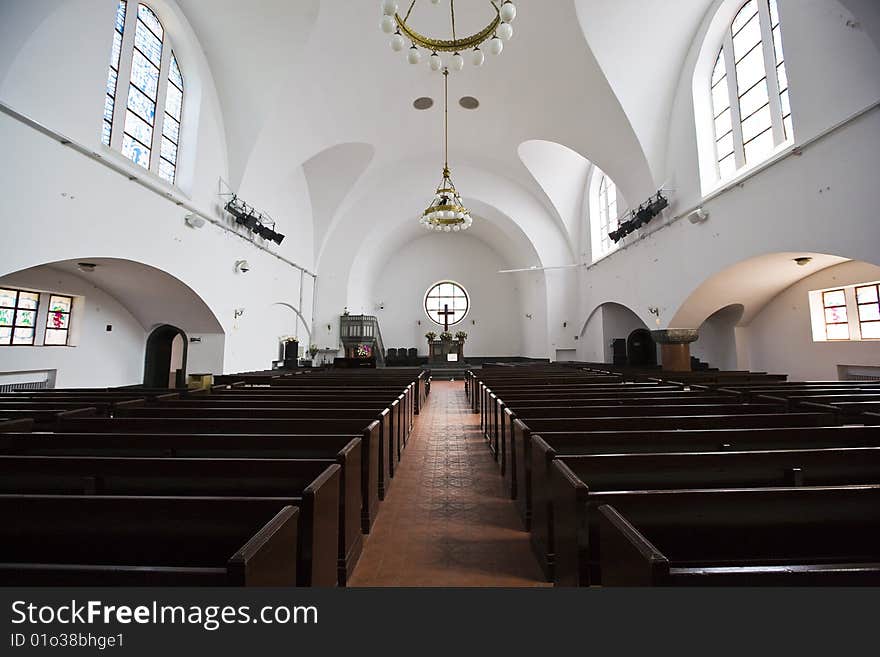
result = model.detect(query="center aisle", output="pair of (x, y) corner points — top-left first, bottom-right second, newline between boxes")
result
(349, 380), (550, 587)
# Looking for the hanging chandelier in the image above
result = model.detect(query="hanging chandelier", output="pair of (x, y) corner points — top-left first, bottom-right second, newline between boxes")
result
(380, 1), (517, 70)
(420, 68), (472, 232)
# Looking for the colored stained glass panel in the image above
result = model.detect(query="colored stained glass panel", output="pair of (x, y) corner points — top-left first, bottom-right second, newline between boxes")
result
(102, 121), (112, 146)
(157, 158), (176, 183)
(135, 19), (163, 66)
(106, 68), (119, 98)
(130, 49), (159, 98)
(825, 307), (847, 324)
(127, 85), (156, 123)
(824, 290), (846, 307)
(163, 115), (179, 143)
(160, 137), (177, 163)
(49, 296), (72, 313)
(0, 327), (11, 344)
(44, 329), (69, 346)
(13, 328), (35, 345)
(103, 95), (115, 123)
(116, 1), (127, 32)
(138, 4), (163, 39)
(111, 31), (123, 69)
(169, 54), (183, 90)
(18, 293), (39, 309)
(15, 310), (36, 327)
(124, 110), (153, 147)
(0, 309), (13, 325)
(165, 84), (182, 121)
(0, 289), (16, 308)
(826, 323), (850, 341)
(857, 286), (879, 304)
(122, 134), (150, 168)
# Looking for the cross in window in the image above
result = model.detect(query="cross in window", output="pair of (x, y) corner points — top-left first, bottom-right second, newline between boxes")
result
(438, 304), (454, 332)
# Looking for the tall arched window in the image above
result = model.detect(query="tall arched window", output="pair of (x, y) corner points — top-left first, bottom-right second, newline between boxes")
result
(710, 0), (791, 182)
(597, 174), (618, 256)
(102, 1), (184, 185)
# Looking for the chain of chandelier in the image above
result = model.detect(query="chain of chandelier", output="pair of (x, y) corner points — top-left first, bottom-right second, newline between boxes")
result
(379, 1), (518, 233)
(380, 0), (517, 71)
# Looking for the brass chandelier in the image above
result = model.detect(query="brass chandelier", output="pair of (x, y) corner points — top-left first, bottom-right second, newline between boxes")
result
(419, 68), (472, 232)
(380, 1), (517, 70)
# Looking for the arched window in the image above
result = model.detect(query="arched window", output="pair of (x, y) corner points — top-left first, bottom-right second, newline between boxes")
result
(424, 281), (469, 327)
(710, 0), (791, 182)
(101, 1), (184, 185)
(597, 174), (618, 256)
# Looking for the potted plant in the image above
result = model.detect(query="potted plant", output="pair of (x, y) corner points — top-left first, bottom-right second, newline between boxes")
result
(425, 331), (437, 342)
(308, 344), (319, 358)
(439, 331), (453, 342)
(455, 331), (468, 341)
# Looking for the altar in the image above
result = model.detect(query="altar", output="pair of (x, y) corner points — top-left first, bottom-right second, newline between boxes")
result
(428, 340), (465, 364)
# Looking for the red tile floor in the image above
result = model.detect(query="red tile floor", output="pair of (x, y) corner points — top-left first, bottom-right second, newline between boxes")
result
(349, 380), (551, 587)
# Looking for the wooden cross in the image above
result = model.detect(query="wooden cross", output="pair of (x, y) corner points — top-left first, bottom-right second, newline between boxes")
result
(438, 304), (454, 332)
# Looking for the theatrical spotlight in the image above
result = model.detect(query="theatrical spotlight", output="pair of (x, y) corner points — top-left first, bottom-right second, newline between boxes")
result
(608, 189), (670, 243)
(271, 232), (285, 245)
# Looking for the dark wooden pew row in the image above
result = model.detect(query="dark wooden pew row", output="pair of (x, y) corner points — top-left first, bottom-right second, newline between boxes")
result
(476, 379), (654, 415)
(598, 486), (880, 586)
(0, 407), (98, 427)
(110, 406), (404, 499)
(48, 417), (384, 530)
(0, 433), (363, 584)
(0, 495), (300, 586)
(509, 412), (838, 527)
(152, 395), (410, 470)
(530, 425), (880, 579)
(757, 393), (880, 420)
(0, 456), (339, 587)
(545, 444), (880, 585)
(490, 397), (778, 472)
(0, 419), (32, 432)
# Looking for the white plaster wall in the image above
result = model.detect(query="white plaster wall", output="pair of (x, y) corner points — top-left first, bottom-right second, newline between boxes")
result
(370, 234), (525, 358)
(580, 0), (880, 337)
(0, 268), (145, 388)
(691, 305), (744, 371)
(747, 261), (880, 380)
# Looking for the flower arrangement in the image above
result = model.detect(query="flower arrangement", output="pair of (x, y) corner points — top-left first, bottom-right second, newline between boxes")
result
(455, 331), (468, 341)
(439, 331), (453, 342)
(308, 344), (319, 357)
(425, 331), (437, 341)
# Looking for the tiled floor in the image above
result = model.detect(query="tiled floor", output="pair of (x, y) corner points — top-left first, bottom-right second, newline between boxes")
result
(349, 380), (551, 587)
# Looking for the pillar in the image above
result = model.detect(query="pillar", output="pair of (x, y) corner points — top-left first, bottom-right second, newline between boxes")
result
(651, 329), (699, 373)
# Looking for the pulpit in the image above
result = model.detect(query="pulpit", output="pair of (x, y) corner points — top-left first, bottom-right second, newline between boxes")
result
(428, 340), (465, 364)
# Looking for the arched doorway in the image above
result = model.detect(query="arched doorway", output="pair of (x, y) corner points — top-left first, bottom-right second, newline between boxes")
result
(627, 328), (657, 367)
(144, 324), (188, 388)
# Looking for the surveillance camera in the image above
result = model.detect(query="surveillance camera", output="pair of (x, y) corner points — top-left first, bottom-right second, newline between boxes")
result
(235, 260), (250, 274)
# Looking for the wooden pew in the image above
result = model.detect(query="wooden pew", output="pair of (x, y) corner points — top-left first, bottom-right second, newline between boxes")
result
(49, 417), (383, 531)
(0, 432), (362, 583)
(0, 419), (32, 432)
(0, 456), (339, 587)
(545, 445), (880, 584)
(508, 412), (836, 525)
(598, 486), (880, 586)
(0, 495), (300, 586)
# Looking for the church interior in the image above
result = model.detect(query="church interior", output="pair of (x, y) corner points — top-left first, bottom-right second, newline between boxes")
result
(0, 0), (879, 587)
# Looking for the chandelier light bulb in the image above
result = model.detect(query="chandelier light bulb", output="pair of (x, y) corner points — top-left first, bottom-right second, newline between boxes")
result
(429, 52), (443, 71)
(408, 46), (422, 65)
(472, 47), (485, 67)
(498, 23), (514, 41)
(381, 15), (396, 33)
(390, 32), (405, 51)
(382, 1), (398, 16)
(489, 36), (504, 55)
(451, 52), (464, 71)
(500, 1), (517, 23)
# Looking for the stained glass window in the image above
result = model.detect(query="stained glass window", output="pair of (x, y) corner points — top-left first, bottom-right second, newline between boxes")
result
(44, 295), (73, 346)
(708, 0), (792, 183)
(425, 282), (469, 327)
(102, 1), (127, 146)
(856, 284), (880, 340)
(159, 52), (183, 183)
(598, 174), (618, 256)
(0, 288), (40, 346)
(101, 3), (183, 183)
(823, 289), (849, 341)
